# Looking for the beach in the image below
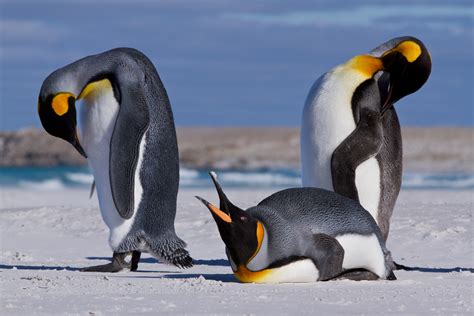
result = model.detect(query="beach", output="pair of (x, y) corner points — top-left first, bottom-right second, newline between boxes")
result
(0, 186), (472, 314)
(0, 127), (473, 314)
(1, 127), (473, 171)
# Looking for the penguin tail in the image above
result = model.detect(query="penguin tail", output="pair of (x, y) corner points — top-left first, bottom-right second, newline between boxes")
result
(146, 234), (193, 269)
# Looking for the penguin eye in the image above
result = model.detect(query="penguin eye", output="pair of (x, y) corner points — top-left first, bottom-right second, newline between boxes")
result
(240, 216), (247, 221)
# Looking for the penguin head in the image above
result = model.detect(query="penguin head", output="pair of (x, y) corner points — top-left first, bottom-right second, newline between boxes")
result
(196, 172), (264, 269)
(38, 73), (87, 158)
(349, 36), (431, 114)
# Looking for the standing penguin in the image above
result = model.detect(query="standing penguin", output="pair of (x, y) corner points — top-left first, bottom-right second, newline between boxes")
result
(38, 48), (192, 272)
(301, 37), (431, 240)
(196, 172), (396, 283)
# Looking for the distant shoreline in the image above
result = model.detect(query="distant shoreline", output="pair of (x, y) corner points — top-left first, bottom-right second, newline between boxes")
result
(1, 127), (472, 172)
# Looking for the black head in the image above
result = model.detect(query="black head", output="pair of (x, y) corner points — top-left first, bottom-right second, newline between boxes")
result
(195, 172), (263, 268)
(378, 37), (431, 111)
(38, 92), (86, 157)
(349, 36), (431, 114)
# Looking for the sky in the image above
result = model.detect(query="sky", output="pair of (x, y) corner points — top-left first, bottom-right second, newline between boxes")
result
(0, 0), (473, 130)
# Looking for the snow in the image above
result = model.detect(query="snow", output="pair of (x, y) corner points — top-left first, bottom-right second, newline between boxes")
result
(0, 188), (472, 314)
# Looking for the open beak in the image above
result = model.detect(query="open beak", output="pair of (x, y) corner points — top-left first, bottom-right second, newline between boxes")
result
(195, 196), (232, 223)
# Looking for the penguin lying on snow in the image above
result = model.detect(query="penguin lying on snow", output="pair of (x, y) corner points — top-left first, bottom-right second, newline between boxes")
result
(301, 36), (431, 241)
(38, 48), (192, 272)
(196, 172), (396, 283)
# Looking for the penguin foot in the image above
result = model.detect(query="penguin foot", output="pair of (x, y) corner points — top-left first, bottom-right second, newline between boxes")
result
(80, 252), (140, 272)
(130, 251), (141, 271)
(170, 248), (193, 269)
(335, 269), (380, 281)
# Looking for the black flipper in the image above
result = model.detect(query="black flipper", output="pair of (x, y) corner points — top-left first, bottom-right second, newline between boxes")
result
(309, 233), (345, 281)
(331, 79), (384, 201)
(89, 180), (95, 199)
(80, 252), (132, 273)
(109, 83), (149, 219)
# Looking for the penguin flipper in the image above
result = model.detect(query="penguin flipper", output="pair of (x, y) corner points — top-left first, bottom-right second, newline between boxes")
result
(109, 90), (149, 219)
(89, 180), (95, 199)
(310, 233), (345, 281)
(331, 109), (383, 201)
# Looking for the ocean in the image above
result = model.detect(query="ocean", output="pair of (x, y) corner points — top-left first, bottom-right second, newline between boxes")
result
(1, 166), (473, 191)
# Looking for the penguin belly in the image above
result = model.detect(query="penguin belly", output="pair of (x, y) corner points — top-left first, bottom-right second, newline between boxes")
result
(301, 68), (382, 224)
(233, 226), (320, 283)
(335, 233), (387, 278)
(77, 82), (145, 250)
(301, 68), (360, 189)
(235, 259), (320, 284)
(354, 159), (381, 223)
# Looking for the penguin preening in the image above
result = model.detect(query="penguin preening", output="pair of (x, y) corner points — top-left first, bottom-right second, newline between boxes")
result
(301, 37), (431, 240)
(38, 48), (192, 272)
(196, 172), (396, 283)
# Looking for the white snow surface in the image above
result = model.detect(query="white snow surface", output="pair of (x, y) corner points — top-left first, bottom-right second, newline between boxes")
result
(0, 188), (472, 314)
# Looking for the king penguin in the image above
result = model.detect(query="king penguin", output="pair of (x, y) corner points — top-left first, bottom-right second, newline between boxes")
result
(301, 36), (431, 240)
(38, 48), (192, 272)
(196, 172), (396, 283)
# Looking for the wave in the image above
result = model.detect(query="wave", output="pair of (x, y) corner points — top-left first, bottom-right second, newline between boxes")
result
(403, 172), (474, 190)
(2, 167), (473, 190)
(66, 172), (94, 184)
(19, 179), (66, 190)
(180, 168), (200, 179)
(219, 171), (300, 186)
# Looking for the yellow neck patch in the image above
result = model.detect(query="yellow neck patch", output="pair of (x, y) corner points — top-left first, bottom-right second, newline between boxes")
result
(247, 221), (264, 262)
(234, 221), (268, 283)
(347, 55), (383, 78)
(234, 265), (272, 283)
(78, 79), (113, 100)
(52, 93), (74, 116)
(383, 40), (421, 63)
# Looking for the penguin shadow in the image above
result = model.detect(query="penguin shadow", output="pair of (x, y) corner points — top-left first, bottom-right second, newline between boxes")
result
(0, 264), (80, 271)
(86, 256), (229, 267)
(85, 256), (231, 277)
(162, 273), (237, 282)
(161, 258), (235, 282)
(397, 265), (474, 273)
(86, 257), (235, 282)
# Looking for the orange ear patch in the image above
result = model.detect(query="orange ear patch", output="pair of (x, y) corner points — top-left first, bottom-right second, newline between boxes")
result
(383, 40), (421, 63)
(52, 93), (74, 116)
(208, 202), (232, 223)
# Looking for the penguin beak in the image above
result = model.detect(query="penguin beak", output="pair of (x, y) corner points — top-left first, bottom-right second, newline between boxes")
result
(374, 70), (394, 115)
(207, 171), (242, 215)
(195, 196), (232, 223)
(71, 132), (87, 158)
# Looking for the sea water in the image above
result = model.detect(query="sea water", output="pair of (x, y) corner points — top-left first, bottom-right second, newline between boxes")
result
(0, 166), (473, 190)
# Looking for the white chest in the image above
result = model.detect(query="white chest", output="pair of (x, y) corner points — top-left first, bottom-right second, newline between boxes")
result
(244, 225), (320, 283)
(336, 233), (387, 278)
(301, 68), (363, 189)
(261, 259), (320, 283)
(300, 69), (381, 222)
(77, 82), (144, 249)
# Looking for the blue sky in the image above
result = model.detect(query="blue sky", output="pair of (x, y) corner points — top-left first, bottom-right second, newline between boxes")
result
(1, 0), (473, 130)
